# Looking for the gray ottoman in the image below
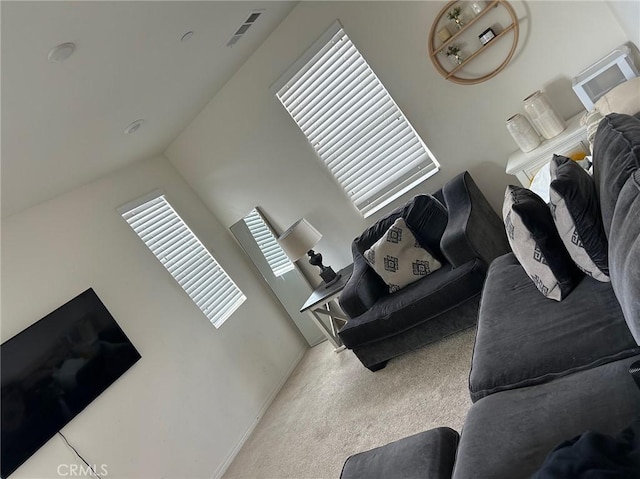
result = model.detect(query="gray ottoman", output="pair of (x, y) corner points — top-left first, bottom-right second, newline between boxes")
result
(340, 427), (459, 479)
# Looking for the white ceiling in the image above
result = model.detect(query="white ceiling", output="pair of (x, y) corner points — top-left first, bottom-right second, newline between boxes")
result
(1, 1), (298, 217)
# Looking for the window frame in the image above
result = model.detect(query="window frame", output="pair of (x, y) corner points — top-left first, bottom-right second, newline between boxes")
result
(243, 207), (295, 278)
(118, 190), (246, 328)
(272, 20), (440, 218)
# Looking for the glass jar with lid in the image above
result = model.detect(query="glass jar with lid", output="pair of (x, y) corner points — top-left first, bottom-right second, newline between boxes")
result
(523, 91), (565, 139)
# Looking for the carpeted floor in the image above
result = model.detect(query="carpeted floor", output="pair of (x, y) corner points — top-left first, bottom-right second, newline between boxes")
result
(223, 328), (476, 479)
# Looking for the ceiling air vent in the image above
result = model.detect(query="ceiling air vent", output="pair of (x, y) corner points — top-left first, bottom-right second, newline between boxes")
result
(226, 10), (263, 47)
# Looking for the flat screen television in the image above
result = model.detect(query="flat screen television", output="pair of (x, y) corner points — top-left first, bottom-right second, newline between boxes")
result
(1, 288), (141, 478)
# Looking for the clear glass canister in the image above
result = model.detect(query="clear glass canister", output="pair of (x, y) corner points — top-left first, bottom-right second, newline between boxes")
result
(523, 91), (565, 140)
(506, 114), (540, 152)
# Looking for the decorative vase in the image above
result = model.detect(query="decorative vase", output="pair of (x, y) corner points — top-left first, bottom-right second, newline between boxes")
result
(506, 114), (541, 152)
(446, 46), (463, 66)
(523, 91), (566, 140)
(447, 7), (465, 30)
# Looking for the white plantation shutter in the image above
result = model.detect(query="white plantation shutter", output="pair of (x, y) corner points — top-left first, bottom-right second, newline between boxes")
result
(273, 21), (439, 218)
(243, 208), (294, 277)
(119, 191), (246, 328)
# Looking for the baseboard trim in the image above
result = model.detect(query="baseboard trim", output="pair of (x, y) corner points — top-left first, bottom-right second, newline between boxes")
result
(211, 348), (307, 479)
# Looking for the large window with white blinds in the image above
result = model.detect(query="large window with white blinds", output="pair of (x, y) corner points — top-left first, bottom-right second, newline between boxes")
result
(272, 21), (439, 218)
(119, 191), (246, 328)
(243, 208), (294, 277)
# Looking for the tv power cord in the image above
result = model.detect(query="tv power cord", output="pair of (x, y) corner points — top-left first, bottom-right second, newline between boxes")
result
(58, 431), (103, 479)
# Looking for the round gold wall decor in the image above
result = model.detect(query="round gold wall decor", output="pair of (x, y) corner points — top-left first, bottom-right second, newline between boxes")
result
(428, 0), (519, 85)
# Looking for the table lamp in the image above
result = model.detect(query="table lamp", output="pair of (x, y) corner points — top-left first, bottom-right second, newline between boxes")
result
(278, 218), (340, 287)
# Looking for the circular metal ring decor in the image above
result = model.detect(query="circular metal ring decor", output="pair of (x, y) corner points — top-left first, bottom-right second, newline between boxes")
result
(428, 0), (519, 85)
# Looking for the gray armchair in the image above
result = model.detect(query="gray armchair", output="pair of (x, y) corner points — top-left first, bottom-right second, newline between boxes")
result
(338, 171), (510, 371)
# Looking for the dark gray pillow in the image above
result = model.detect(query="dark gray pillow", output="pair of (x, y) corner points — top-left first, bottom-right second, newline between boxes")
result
(549, 155), (609, 282)
(354, 195), (447, 262)
(593, 113), (640, 237)
(403, 194), (448, 262)
(610, 170), (640, 344)
(503, 185), (582, 301)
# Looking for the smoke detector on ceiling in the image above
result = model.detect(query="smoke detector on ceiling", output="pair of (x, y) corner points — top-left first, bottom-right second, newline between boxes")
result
(226, 10), (263, 47)
(48, 42), (76, 63)
(124, 119), (145, 135)
(181, 31), (195, 42)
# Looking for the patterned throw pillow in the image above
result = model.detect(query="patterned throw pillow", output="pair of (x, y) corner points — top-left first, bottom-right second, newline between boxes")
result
(503, 185), (582, 301)
(581, 108), (604, 154)
(363, 218), (442, 293)
(549, 155), (609, 282)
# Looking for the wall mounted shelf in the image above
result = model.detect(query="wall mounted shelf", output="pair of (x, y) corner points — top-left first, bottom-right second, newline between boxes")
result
(428, 0), (519, 85)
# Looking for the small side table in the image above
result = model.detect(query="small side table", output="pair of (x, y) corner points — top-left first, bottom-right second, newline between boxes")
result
(300, 264), (353, 352)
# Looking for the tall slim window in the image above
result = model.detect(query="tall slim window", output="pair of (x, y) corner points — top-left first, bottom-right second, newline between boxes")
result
(119, 191), (246, 328)
(273, 21), (439, 218)
(243, 208), (294, 277)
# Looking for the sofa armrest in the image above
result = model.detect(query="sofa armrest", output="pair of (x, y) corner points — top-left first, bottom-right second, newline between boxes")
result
(440, 171), (510, 268)
(340, 252), (387, 319)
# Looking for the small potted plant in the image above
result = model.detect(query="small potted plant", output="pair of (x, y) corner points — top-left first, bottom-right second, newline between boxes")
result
(447, 7), (464, 29)
(446, 45), (463, 65)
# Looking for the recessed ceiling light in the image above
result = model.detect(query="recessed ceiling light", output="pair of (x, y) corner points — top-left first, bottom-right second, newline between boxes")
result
(124, 119), (145, 135)
(48, 42), (76, 63)
(181, 31), (194, 42)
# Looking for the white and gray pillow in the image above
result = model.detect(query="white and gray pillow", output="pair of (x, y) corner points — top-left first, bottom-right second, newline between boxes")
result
(549, 155), (609, 282)
(503, 185), (582, 301)
(364, 217), (442, 293)
(582, 108), (604, 154)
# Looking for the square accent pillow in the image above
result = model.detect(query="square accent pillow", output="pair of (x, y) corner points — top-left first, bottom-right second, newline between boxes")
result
(549, 155), (609, 282)
(581, 108), (604, 153)
(364, 217), (442, 293)
(402, 194), (448, 263)
(503, 185), (582, 301)
(594, 77), (640, 117)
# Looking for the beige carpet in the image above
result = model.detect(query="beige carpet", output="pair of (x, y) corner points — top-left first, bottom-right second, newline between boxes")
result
(223, 328), (476, 479)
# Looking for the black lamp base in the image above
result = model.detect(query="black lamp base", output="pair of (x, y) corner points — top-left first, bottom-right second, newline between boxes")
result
(307, 249), (340, 287)
(321, 268), (341, 287)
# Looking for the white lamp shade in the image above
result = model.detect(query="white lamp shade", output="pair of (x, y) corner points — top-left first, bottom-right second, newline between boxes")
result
(278, 218), (322, 261)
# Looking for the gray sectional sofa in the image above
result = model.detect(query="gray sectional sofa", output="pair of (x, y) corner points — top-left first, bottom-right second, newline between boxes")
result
(341, 113), (640, 479)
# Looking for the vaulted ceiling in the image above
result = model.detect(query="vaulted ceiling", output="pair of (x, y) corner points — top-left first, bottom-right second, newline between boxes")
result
(1, 1), (297, 217)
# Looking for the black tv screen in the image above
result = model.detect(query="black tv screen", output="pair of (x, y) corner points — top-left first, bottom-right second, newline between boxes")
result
(1, 288), (141, 478)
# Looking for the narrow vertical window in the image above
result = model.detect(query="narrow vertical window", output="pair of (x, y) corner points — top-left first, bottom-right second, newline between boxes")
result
(119, 191), (246, 328)
(243, 208), (294, 277)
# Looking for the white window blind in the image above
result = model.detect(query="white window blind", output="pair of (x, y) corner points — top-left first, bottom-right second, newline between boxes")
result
(119, 191), (246, 328)
(272, 21), (439, 218)
(243, 208), (294, 277)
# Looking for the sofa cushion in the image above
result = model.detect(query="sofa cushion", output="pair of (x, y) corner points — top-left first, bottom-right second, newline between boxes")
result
(593, 113), (640, 237)
(339, 258), (485, 349)
(549, 155), (609, 281)
(454, 355), (640, 479)
(469, 253), (640, 402)
(502, 185), (582, 301)
(610, 170), (640, 344)
(340, 428), (459, 479)
(364, 218), (442, 293)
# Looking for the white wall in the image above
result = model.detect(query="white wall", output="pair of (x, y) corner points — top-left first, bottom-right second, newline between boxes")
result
(1, 155), (306, 478)
(607, 0), (640, 46)
(165, 0), (628, 277)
